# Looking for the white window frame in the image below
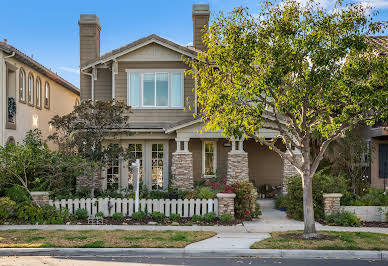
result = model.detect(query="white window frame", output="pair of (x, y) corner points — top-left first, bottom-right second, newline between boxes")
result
(36, 78), (41, 108)
(202, 140), (217, 178)
(126, 69), (184, 109)
(20, 69), (26, 102)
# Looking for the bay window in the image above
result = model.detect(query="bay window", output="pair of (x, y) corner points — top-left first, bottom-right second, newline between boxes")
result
(127, 70), (184, 108)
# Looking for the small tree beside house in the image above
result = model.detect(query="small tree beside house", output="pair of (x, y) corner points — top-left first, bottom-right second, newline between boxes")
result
(187, 0), (388, 238)
(49, 100), (133, 197)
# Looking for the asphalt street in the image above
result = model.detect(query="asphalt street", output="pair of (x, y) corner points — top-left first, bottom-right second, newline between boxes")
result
(0, 256), (386, 266)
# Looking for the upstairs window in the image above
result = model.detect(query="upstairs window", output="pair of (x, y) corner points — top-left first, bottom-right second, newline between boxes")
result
(44, 82), (50, 109)
(127, 70), (184, 108)
(19, 68), (26, 103)
(28, 74), (34, 105)
(36, 78), (41, 108)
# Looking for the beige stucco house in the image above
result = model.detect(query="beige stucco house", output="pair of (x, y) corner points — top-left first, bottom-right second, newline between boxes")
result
(0, 41), (80, 148)
(78, 4), (387, 192)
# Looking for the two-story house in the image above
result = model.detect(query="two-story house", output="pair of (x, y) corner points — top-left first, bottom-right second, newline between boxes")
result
(0, 41), (80, 148)
(78, 4), (291, 192)
(78, 4), (387, 192)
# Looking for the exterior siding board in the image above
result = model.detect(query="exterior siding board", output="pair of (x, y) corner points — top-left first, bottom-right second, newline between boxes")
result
(94, 68), (112, 101)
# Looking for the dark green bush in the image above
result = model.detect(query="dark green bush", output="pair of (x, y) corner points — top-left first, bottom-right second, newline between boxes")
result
(219, 214), (233, 222)
(191, 214), (202, 222)
(325, 211), (361, 227)
(112, 212), (124, 220)
(132, 211), (146, 220)
(75, 208), (88, 219)
(95, 211), (104, 217)
(169, 213), (180, 221)
(232, 181), (258, 219)
(202, 212), (217, 222)
(151, 211), (165, 222)
(0, 197), (16, 219)
(285, 171), (348, 220)
(15, 203), (71, 224)
(274, 194), (287, 209)
(5, 186), (30, 203)
(196, 187), (217, 199)
(343, 188), (388, 206)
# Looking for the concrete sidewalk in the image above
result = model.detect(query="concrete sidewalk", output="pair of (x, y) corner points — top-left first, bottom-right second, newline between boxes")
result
(186, 233), (270, 249)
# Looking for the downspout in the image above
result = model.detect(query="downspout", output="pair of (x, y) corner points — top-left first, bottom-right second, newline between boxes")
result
(0, 51), (15, 146)
(112, 59), (118, 100)
(194, 68), (198, 115)
(81, 68), (94, 102)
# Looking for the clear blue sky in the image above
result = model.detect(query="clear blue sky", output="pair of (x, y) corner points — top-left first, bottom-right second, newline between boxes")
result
(1, 0), (387, 88)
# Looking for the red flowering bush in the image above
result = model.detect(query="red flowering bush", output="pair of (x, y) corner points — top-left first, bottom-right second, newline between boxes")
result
(232, 181), (258, 219)
(221, 184), (234, 194)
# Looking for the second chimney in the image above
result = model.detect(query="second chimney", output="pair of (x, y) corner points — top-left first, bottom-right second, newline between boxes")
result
(192, 4), (210, 51)
(79, 14), (101, 66)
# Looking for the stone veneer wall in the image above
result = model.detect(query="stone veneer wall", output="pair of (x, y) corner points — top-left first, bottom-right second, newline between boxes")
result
(76, 168), (104, 190)
(226, 152), (249, 184)
(282, 154), (302, 193)
(217, 193), (236, 217)
(323, 193), (343, 216)
(31, 192), (50, 206)
(171, 152), (194, 190)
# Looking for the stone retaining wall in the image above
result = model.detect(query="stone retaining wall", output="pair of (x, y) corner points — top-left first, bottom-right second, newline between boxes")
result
(341, 206), (388, 222)
(31, 192), (49, 206)
(217, 193), (236, 217)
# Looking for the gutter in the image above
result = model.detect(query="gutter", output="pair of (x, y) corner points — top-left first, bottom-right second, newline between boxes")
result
(0, 51), (15, 146)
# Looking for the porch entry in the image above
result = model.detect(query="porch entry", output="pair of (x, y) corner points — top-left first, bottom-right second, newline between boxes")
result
(106, 140), (169, 191)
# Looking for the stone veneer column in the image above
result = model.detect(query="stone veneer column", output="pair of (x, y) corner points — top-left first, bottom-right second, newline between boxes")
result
(323, 193), (343, 216)
(31, 192), (49, 206)
(171, 139), (194, 190)
(282, 151), (302, 193)
(217, 193), (236, 217)
(226, 140), (249, 184)
(76, 167), (105, 191)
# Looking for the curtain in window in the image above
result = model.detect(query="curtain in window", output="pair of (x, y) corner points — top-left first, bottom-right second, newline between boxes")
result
(171, 72), (183, 107)
(143, 73), (155, 106)
(129, 73), (140, 107)
(156, 73), (168, 106)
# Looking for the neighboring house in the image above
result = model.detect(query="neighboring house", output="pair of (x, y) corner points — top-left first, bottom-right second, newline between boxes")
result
(0, 41), (80, 148)
(78, 4), (387, 192)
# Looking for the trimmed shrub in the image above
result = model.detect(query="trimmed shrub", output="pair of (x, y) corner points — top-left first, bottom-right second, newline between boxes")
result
(75, 208), (88, 220)
(325, 211), (361, 227)
(151, 211), (165, 222)
(169, 213), (180, 221)
(274, 194), (287, 210)
(15, 203), (71, 224)
(191, 214), (202, 222)
(220, 214), (233, 223)
(5, 186), (30, 203)
(203, 212), (217, 222)
(132, 211), (146, 220)
(285, 171), (348, 220)
(95, 211), (104, 218)
(0, 197), (16, 219)
(112, 212), (124, 220)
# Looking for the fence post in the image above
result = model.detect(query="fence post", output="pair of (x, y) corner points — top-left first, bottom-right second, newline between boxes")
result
(132, 159), (140, 213)
(323, 193), (343, 216)
(217, 193), (236, 218)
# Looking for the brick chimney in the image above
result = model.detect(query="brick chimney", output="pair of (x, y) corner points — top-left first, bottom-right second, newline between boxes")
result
(78, 14), (101, 66)
(192, 4), (210, 51)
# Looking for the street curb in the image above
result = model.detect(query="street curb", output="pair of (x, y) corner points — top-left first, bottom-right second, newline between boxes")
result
(0, 248), (386, 260)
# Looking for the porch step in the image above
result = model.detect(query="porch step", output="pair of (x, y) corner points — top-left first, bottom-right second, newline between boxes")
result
(257, 199), (275, 209)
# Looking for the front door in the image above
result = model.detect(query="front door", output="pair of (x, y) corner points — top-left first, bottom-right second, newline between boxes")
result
(127, 141), (168, 190)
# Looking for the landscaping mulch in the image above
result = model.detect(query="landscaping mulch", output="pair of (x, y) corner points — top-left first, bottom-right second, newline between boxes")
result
(360, 221), (388, 228)
(0, 230), (216, 248)
(251, 231), (388, 250)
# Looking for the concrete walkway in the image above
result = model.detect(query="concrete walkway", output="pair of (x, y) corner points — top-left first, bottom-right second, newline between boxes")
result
(186, 233), (270, 249)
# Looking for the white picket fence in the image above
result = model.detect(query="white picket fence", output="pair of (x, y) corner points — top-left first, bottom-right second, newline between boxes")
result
(49, 198), (219, 217)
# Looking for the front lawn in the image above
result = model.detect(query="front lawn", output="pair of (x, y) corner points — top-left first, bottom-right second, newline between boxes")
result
(0, 230), (216, 248)
(251, 231), (388, 250)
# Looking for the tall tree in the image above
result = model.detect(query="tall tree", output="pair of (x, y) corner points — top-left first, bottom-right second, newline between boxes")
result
(49, 100), (132, 196)
(187, 0), (387, 238)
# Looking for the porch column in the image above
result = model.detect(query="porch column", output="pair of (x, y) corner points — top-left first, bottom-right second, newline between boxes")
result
(171, 138), (194, 190)
(226, 139), (249, 184)
(282, 149), (302, 194)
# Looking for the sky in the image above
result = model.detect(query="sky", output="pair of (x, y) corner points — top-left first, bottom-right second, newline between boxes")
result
(1, 0), (387, 88)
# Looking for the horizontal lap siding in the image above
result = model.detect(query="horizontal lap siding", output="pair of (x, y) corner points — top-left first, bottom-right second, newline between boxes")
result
(116, 61), (195, 123)
(94, 68), (112, 101)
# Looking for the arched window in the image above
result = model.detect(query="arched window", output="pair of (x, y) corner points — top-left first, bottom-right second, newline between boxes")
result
(36, 77), (42, 108)
(44, 82), (50, 109)
(28, 73), (34, 105)
(19, 68), (26, 103)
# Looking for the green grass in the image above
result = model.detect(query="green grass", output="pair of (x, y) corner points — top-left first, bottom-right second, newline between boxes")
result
(251, 231), (388, 251)
(0, 230), (216, 248)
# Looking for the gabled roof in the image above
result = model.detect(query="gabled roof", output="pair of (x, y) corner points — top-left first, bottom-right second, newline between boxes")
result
(368, 36), (388, 55)
(81, 34), (199, 70)
(0, 42), (80, 95)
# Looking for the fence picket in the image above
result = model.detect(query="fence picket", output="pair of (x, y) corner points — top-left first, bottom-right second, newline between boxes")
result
(201, 199), (207, 215)
(146, 199), (152, 214)
(85, 198), (91, 216)
(165, 199), (171, 217)
(183, 199), (189, 217)
(207, 199), (213, 213)
(159, 199), (165, 214)
(214, 199), (219, 216)
(80, 198), (86, 211)
(122, 199), (128, 215)
(171, 199), (177, 215)
(128, 199), (134, 216)
(140, 199), (146, 212)
(67, 199), (73, 214)
(73, 199), (79, 213)
(54, 200), (60, 210)
(195, 199), (201, 215)
(189, 199), (195, 217)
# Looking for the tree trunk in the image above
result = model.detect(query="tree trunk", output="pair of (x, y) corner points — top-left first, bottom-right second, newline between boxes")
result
(302, 172), (318, 239)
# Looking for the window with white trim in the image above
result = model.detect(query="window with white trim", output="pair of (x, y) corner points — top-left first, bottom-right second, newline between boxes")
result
(44, 82), (50, 109)
(127, 70), (184, 108)
(19, 68), (26, 102)
(202, 141), (217, 177)
(28, 74), (34, 105)
(36, 78), (41, 108)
